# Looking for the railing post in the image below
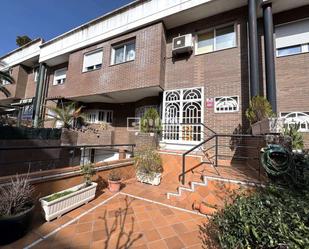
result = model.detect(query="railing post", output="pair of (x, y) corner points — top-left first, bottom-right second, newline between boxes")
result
(215, 136), (218, 167)
(182, 154), (185, 185)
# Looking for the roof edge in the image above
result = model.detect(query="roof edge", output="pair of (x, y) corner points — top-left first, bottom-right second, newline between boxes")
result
(41, 0), (149, 48)
(0, 38), (44, 60)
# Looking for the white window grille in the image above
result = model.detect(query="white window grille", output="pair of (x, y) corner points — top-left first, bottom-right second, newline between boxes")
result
(111, 40), (136, 65)
(85, 110), (113, 124)
(83, 49), (103, 72)
(162, 87), (204, 143)
(53, 68), (67, 85)
(214, 96), (239, 113)
(281, 112), (309, 132)
(195, 24), (236, 55)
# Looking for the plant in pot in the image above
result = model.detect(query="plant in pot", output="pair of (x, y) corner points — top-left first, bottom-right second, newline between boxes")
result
(0, 175), (35, 245)
(134, 147), (163, 185)
(108, 170), (122, 192)
(283, 123), (304, 152)
(40, 163), (97, 222)
(246, 96), (282, 135)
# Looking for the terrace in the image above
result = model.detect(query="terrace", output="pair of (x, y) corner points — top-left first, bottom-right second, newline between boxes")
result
(0, 134), (266, 249)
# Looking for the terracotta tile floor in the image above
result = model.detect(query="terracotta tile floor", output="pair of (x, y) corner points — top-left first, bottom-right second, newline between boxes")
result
(3, 188), (207, 249)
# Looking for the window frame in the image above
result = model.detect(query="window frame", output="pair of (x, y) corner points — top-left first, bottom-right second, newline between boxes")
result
(195, 23), (237, 55)
(276, 44), (309, 57)
(53, 68), (67, 86)
(85, 109), (113, 124)
(214, 95), (240, 113)
(280, 111), (309, 132)
(111, 40), (136, 65)
(82, 49), (103, 73)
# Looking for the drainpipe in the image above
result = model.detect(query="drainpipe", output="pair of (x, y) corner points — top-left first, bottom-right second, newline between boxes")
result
(262, 2), (277, 113)
(248, 0), (260, 97)
(33, 63), (47, 127)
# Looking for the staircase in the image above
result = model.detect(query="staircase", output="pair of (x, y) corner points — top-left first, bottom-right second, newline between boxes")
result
(159, 149), (266, 215)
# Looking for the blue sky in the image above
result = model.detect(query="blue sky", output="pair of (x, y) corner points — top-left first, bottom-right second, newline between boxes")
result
(1, 0), (133, 56)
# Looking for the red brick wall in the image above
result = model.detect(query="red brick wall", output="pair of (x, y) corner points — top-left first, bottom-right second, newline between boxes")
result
(165, 7), (249, 136)
(47, 22), (165, 99)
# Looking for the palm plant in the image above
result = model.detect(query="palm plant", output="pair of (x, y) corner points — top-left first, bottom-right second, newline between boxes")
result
(0, 71), (13, 97)
(46, 102), (84, 129)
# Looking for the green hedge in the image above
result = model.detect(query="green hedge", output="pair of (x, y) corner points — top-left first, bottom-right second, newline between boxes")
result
(201, 186), (309, 249)
(0, 127), (62, 140)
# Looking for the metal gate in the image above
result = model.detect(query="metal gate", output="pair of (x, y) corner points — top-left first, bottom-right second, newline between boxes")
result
(162, 87), (204, 144)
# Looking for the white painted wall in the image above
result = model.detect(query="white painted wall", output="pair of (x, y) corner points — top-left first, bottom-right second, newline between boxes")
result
(39, 0), (213, 62)
(1, 40), (42, 69)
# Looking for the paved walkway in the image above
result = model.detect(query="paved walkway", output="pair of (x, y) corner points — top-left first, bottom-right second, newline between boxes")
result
(3, 186), (207, 249)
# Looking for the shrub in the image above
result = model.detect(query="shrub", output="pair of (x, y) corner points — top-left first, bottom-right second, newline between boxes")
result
(201, 186), (309, 249)
(134, 147), (163, 175)
(0, 175), (34, 217)
(141, 108), (161, 133)
(246, 96), (274, 124)
(283, 123), (304, 150)
(108, 170), (121, 181)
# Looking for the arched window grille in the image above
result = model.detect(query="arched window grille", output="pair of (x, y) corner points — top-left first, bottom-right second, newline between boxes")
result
(281, 112), (309, 132)
(214, 96), (239, 113)
(162, 87), (204, 143)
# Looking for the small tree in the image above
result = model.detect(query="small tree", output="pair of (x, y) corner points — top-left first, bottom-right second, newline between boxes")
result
(246, 96), (274, 124)
(141, 108), (161, 133)
(46, 102), (84, 129)
(80, 164), (96, 187)
(16, 36), (32, 47)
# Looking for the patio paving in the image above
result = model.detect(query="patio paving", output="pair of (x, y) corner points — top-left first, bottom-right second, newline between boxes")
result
(3, 186), (207, 249)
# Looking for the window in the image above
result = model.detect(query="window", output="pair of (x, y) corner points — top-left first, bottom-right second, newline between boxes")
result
(281, 112), (309, 132)
(83, 49), (103, 72)
(196, 24), (236, 54)
(34, 67), (39, 82)
(276, 19), (309, 57)
(53, 68), (67, 85)
(111, 40), (136, 65)
(85, 110), (113, 124)
(214, 96), (239, 113)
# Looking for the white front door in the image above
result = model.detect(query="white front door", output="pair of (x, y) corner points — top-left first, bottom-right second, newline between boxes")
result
(162, 87), (204, 146)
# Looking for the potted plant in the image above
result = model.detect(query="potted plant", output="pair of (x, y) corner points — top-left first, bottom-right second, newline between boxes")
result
(40, 163), (97, 221)
(134, 147), (163, 185)
(141, 108), (161, 135)
(0, 175), (35, 245)
(108, 170), (122, 192)
(246, 96), (284, 135)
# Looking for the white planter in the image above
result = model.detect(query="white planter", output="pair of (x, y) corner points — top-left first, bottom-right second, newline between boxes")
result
(252, 118), (285, 135)
(40, 182), (97, 222)
(136, 171), (161, 186)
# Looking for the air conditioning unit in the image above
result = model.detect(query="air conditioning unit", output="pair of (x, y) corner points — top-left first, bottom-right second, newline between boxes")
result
(172, 34), (193, 56)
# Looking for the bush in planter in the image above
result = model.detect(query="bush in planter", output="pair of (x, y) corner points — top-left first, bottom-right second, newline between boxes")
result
(134, 148), (163, 185)
(200, 185), (309, 249)
(246, 96), (274, 124)
(0, 175), (35, 245)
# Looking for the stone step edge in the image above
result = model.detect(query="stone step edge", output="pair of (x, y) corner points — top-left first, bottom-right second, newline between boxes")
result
(166, 176), (266, 200)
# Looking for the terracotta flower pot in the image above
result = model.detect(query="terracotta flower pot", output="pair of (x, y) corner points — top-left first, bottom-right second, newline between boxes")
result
(193, 201), (216, 215)
(108, 179), (121, 192)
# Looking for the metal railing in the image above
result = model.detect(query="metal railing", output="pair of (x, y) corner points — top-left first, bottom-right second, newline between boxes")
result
(0, 144), (135, 177)
(181, 133), (265, 185)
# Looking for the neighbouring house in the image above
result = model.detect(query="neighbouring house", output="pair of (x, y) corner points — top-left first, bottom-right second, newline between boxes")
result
(0, 0), (309, 150)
